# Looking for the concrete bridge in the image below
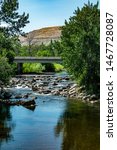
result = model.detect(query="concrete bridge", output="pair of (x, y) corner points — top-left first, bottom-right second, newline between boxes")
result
(14, 57), (62, 74)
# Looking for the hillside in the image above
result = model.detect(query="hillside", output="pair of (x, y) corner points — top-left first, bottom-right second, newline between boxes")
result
(20, 26), (62, 45)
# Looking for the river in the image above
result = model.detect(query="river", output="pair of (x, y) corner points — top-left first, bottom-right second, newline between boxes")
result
(0, 73), (100, 150)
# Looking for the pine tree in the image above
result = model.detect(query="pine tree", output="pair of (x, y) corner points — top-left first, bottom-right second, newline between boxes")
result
(0, 0), (29, 36)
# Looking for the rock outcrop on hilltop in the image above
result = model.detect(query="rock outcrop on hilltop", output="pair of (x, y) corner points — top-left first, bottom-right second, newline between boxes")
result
(20, 26), (62, 45)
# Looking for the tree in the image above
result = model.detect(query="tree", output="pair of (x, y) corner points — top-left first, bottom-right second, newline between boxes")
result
(61, 2), (100, 95)
(0, 57), (12, 86)
(48, 40), (62, 56)
(0, 32), (19, 63)
(25, 31), (39, 56)
(0, 0), (29, 61)
(0, 0), (29, 36)
(0, 0), (29, 85)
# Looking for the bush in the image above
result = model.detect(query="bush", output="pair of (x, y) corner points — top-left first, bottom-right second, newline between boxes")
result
(53, 63), (64, 72)
(36, 50), (52, 57)
(22, 62), (64, 73)
(6, 51), (15, 64)
(18, 46), (29, 56)
(23, 63), (44, 73)
(0, 57), (13, 85)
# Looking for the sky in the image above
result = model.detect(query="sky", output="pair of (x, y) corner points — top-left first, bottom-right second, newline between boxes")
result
(18, 0), (99, 33)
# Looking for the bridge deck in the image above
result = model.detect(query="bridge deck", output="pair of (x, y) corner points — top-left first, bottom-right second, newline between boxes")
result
(14, 57), (62, 63)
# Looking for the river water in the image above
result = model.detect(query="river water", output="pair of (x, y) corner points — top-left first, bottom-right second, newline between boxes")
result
(0, 74), (100, 150)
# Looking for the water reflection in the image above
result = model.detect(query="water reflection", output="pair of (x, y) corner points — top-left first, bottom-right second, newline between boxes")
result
(0, 98), (100, 150)
(0, 105), (15, 147)
(22, 105), (36, 111)
(55, 100), (100, 150)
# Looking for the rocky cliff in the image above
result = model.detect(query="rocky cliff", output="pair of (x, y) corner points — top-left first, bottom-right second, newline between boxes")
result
(20, 26), (62, 46)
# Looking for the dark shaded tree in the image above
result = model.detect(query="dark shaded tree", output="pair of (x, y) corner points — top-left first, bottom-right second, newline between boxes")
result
(55, 101), (100, 150)
(0, 105), (14, 149)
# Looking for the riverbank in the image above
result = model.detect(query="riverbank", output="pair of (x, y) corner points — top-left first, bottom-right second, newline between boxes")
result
(0, 72), (99, 104)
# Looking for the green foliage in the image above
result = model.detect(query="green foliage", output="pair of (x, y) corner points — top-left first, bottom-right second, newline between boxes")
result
(0, 0), (29, 57)
(0, 0), (29, 36)
(36, 50), (52, 57)
(51, 41), (62, 56)
(61, 2), (100, 95)
(18, 46), (29, 56)
(6, 51), (15, 64)
(11, 63), (17, 74)
(22, 62), (64, 73)
(18, 40), (63, 57)
(0, 0), (29, 81)
(53, 63), (64, 72)
(34, 42), (62, 57)
(23, 63), (44, 73)
(0, 32), (20, 54)
(0, 57), (13, 85)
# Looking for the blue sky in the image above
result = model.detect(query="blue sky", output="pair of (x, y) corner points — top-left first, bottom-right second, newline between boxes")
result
(19, 0), (99, 32)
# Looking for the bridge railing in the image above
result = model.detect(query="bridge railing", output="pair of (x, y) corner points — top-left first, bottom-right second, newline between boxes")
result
(14, 57), (62, 63)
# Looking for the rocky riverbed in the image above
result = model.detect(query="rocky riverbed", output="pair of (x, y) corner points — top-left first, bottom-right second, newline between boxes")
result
(0, 73), (99, 105)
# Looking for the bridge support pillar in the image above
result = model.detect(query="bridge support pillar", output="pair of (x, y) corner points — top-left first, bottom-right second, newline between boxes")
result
(17, 63), (23, 74)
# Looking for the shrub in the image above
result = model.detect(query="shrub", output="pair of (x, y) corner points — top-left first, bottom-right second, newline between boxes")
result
(23, 63), (44, 73)
(36, 50), (52, 57)
(0, 57), (13, 85)
(53, 63), (64, 72)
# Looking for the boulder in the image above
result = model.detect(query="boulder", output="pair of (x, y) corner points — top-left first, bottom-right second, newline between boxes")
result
(22, 99), (36, 107)
(15, 94), (22, 99)
(22, 93), (29, 98)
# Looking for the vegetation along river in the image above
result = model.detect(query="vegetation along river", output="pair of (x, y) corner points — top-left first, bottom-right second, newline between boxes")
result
(0, 73), (100, 150)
